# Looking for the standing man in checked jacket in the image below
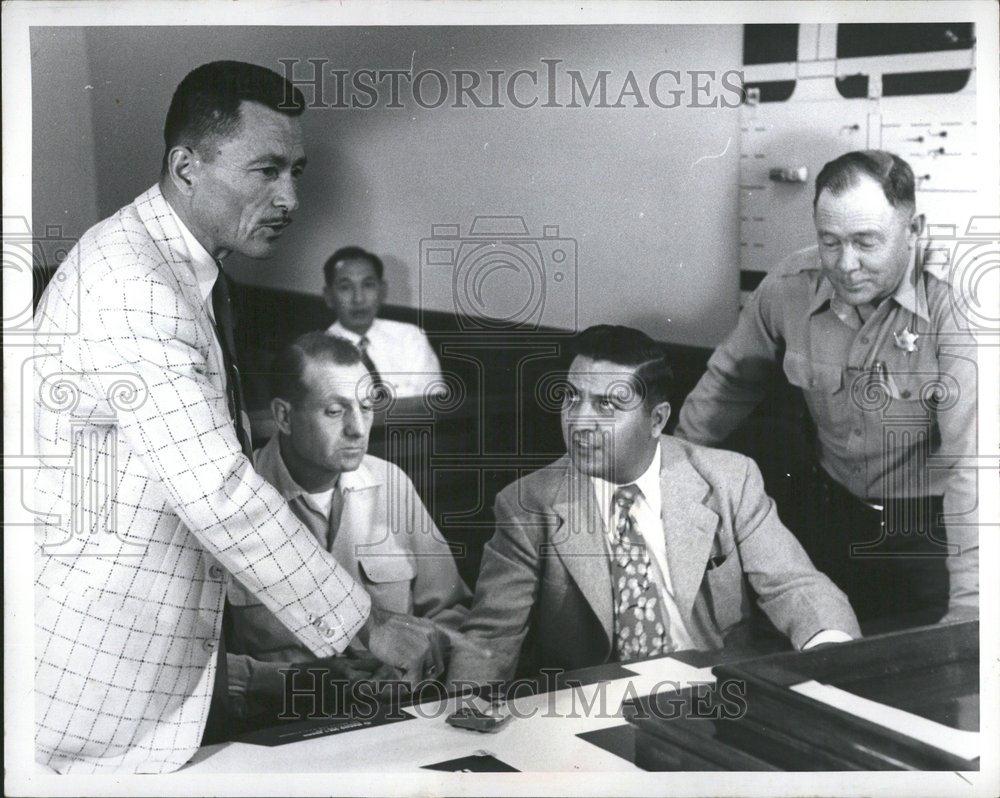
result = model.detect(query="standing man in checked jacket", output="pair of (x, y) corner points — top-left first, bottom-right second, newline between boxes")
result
(33, 60), (451, 774)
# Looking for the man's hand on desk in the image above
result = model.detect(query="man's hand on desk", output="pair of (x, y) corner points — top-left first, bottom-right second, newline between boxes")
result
(357, 606), (449, 688)
(357, 607), (494, 690)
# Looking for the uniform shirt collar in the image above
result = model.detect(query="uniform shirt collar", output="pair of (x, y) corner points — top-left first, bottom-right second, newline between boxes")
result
(590, 441), (662, 528)
(164, 199), (219, 304)
(891, 244), (931, 322)
(810, 245), (929, 323)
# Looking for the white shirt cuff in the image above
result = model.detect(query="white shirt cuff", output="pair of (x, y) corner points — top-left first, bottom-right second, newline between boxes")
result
(801, 629), (854, 650)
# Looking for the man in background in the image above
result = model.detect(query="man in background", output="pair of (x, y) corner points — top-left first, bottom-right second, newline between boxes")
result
(324, 246), (443, 398)
(676, 150), (978, 626)
(227, 332), (470, 728)
(448, 325), (859, 686)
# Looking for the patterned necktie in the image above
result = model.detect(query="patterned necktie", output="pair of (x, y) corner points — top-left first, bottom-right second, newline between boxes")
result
(611, 484), (672, 662)
(357, 335), (386, 396)
(210, 268), (252, 459)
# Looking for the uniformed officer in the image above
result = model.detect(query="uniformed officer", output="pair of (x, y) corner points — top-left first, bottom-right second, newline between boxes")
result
(676, 150), (977, 625)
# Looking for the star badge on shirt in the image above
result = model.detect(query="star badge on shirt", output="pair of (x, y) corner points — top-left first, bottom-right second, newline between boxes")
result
(893, 327), (919, 354)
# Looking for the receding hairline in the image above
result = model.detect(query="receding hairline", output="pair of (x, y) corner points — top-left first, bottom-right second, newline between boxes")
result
(294, 356), (369, 404)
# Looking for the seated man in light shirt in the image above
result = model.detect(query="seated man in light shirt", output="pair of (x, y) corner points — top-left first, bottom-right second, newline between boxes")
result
(448, 325), (860, 686)
(227, 332), (470, 725)
(324, 246), (443, 398)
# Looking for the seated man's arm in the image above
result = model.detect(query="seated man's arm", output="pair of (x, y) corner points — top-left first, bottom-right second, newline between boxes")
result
(675, 274), (785, 445)
(447, 488), (543, 686)
(730, 454), (861, 648)
(227, 651), (393, 724)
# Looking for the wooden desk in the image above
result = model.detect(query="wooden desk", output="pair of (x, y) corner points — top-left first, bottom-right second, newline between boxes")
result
(183, 656), (715, 774)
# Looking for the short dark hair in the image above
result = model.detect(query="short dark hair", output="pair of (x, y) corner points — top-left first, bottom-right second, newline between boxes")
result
(162, 60), (305, 169)
(813, 150), (916, 212)
(269, 331), (363, 406)
(323, 246), (385, 285)
(569, 325), (674, 409)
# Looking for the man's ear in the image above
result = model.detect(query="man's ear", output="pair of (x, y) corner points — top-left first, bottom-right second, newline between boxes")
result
(271, 397), (293, 435)
(376, 279), (388, 307)
(322, 284), (337, 311)
(650, 401), (671, 437)
(908, 211), (926, 244)
(165, 146), (199, 196)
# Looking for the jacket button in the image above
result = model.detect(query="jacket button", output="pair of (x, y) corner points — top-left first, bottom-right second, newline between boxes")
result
(209, 565), (224, 580)
(203, 638), (217, 652)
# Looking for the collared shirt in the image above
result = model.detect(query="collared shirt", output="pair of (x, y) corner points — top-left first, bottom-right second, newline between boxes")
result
(676, 241), (978, 610)
(163, 201), (225, 384)
(590, 444), (695, 651)
(327, 318), (443, 398)
(301, 486), (335, 520)
(226, 434), (472, 718)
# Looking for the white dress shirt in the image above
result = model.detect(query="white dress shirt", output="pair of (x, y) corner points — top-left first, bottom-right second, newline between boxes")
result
(591, 442), (851, 652)
(326, 318), (443, 398)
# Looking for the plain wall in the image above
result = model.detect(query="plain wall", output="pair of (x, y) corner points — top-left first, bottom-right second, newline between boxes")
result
(32, 25), (742, 346)
(30, 27), (99, 245)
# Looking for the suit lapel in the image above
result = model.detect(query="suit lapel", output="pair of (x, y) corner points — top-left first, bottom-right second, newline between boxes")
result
(133, 185), (226, 388)
(550, 460), (614, 645)
(134, 185), (200, 295)
(659, 437), (720, 619)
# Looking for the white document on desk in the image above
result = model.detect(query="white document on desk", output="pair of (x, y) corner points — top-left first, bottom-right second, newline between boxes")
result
(790, 680), (979, 762)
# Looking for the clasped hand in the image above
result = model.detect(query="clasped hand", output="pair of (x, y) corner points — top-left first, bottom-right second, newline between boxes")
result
(357, 605), (488, 690)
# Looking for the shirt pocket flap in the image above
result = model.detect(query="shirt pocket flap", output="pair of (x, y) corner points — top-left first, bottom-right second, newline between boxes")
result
(358, 555), (416, 584)
(783, 351), (843, 393)
(882, 369), (934, 402)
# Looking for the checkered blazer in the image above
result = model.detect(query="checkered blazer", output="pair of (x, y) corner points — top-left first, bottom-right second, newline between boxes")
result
(33, 184), (371, 773)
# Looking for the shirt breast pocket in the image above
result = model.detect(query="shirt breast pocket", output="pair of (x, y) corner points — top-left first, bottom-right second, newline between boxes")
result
(358, 555), (417, 615)
(783, 351), (844, 394)
(783, 350), (847, 431)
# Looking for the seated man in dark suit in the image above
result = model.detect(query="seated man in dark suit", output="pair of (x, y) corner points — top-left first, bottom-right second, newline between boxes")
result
(448, 325), (860, 685)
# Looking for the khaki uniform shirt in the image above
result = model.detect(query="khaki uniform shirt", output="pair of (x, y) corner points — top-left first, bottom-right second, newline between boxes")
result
(676, 243), (978, 614)
(226, 435), (472, 718)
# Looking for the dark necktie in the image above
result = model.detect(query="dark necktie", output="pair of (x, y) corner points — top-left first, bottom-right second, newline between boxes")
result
(610, 484), (673, 662)
(201, 265), (248, 745)
(357, 335), (386, 396)
(211, 268), (252, 459)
